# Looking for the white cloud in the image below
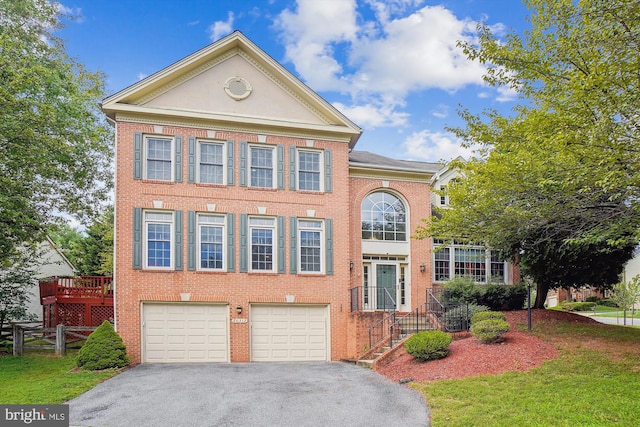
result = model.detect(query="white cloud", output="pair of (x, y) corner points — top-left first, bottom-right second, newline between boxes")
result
(431, 104), (449, 119)
(208, 11), (234, 42)
(333, 100), (409, 128)
(187, 20), (200, 26)
(275, 1), (490, 129)
(275, 0), (358, 92)
(401, 130), (475, 162)
(57, 4), (83, 23)
(496, 84), (518, 102)
(137, 72), (147, 81)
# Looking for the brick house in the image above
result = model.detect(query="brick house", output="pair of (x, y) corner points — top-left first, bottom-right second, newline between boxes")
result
(102, 31), (516, 364)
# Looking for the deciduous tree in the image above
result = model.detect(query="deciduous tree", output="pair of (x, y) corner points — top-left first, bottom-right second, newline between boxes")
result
(0, 0), (113, 265)
(416, 0), (640, 306)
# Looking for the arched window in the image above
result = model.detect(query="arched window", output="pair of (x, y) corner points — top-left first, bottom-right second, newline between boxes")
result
(361, 192), (407, 241)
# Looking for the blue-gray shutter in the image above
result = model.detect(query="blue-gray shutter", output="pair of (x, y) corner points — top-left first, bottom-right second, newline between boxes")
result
(188, 137), (196, 183)
(239, 141), (247, 187)
(324, 149), (332, 193)
(175, 136), (183, 182)
(278, 216), (285, 273)
(227, 140), (235, 186)
(240, 214), (248, 272)
(187, 211), (196, 270)
(174, 210), (183, 270)
(289, 146), (297, 190)
(227, 213), (235, 272)
(325, 218), (333, 275)
(133, 208), (142, 269)
(290, 217), (297, 274)
(133, 133), (142, 180)
(277, 144), (284, 189)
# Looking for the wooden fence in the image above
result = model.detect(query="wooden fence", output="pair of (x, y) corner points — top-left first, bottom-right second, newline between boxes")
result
(2, 324), (96, 356)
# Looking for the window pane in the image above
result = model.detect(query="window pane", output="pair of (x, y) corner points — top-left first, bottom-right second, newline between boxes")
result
(250, 147), (273, 188)
(298, 151), (320, 191)
(360, 192), (407, 241)
(300, 230), (321, 272)
(251, 228), (273, 270)
(199, 143), (224, 184)
(147, 223), (171, 267)
(454, 248), (486, 282)
(200, 225), (223, 269)
(147, 138), (172, 181)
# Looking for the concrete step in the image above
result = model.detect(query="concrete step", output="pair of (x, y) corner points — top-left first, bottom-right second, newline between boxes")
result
(356, 359), (374, 368)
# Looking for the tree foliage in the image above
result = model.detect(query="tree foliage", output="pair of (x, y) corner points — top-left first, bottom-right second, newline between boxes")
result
(0, 0), (113, 266)
(416, 0), (640, 306)
(0, 254), (38, 331)
(610, 276), (640, 314)
(50, 206), (114, 276)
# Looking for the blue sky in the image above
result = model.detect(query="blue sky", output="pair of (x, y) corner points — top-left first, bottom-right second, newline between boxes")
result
(57, 0), (530, 163)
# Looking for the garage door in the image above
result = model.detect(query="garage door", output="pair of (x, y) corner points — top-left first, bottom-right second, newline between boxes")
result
(251, 305), (329, 362)
(142, 303), (228, 363)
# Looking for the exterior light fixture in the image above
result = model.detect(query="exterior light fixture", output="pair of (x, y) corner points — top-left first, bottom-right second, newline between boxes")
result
(420, 264), (426, 273)
(236, 305), (242, 315)
(350, 261), (354, 270)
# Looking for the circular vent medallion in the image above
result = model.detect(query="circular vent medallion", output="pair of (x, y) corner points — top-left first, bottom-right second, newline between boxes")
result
(224, 76), (252, 100)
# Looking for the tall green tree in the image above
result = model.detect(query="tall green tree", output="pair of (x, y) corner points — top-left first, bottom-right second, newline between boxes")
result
(0, 0), (113, 265)
(417, 0), (640, 306)
(50, 206), (114, 276)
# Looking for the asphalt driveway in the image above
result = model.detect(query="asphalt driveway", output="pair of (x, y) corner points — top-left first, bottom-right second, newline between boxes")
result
(68, 362), (429, 427)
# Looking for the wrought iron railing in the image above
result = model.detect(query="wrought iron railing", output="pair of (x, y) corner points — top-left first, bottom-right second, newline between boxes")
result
(349, 286), (397, 312)
(426, 288), (472, 332)
(388, 302), (433, 348)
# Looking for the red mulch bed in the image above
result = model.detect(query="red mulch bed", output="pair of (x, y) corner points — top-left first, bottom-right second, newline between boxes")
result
(377, 309), (597, 383)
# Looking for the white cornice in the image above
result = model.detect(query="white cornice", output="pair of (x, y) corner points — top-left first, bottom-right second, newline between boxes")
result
(115, 113), (353, 143)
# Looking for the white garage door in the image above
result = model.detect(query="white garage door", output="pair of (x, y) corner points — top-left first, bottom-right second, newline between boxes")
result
(142, 303), (228, 363)
(251, 305), (329, 362)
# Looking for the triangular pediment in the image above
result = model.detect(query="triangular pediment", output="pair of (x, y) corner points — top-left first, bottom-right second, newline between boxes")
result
(102, 31), (361, 145)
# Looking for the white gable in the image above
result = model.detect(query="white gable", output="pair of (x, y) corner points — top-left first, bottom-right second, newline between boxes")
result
(143, 53), (327, 125)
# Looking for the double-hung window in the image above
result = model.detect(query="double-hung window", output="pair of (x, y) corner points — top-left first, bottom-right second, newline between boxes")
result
(298, 220), (323, 273)
(249, 217), (276, 272)
(433, 239), (506, 283)
(250, 146), (275, 188)
(145, 137), (173, 181)
(198, 214), (225, 270)
(144, 211), (173, 269)
(298, 150), (322, 191)
(198, 141), (224, 185)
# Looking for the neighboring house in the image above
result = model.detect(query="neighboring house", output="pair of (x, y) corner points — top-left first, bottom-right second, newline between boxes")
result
(21, 237), (76, 321)
(101, 31), (518, 364)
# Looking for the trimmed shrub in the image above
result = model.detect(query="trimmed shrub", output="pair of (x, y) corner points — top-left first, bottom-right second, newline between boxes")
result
(559, 301), (596, 312)
(470, 319), (510, 344)
(478, 284), (527, 311)
(599, 299), (619, 308)
(471, 311), (506, 325)
(585, 296), (600, 303)
(404, 330), (452, 361)
(442, 303), (489, 331)
(77, 321), (129, 370)
(443, 277), (481, 304)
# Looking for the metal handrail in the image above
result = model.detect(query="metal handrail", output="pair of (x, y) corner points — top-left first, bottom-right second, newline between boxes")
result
(349, 286), (398, 312)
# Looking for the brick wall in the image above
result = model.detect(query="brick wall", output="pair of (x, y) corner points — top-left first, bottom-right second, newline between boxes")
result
(115, 121), (352, 363)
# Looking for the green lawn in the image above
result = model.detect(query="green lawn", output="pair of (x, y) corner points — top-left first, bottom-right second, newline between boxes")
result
(413, 317), (640, 426)
(0, 353), (119, 404)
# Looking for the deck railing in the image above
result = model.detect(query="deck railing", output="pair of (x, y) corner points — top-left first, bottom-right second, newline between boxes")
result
(39, 276), (113, 302)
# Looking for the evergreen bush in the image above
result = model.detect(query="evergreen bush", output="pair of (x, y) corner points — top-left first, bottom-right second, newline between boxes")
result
(404, 330), (452, 361)
(559, 301), (596, 312)
(470, 319), (510, 344)
(77, 321), (129, 370)
(471, 310), (506, 325)
(478, 284), (527, 311)
(442, 277), (481, 304)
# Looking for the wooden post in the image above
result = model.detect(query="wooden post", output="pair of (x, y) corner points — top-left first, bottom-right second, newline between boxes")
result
(56, 324), (66, 356)
(13, 325), (23, 356)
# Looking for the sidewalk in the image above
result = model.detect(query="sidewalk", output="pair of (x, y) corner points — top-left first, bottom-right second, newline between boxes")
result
(578, 311), (638, 327)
